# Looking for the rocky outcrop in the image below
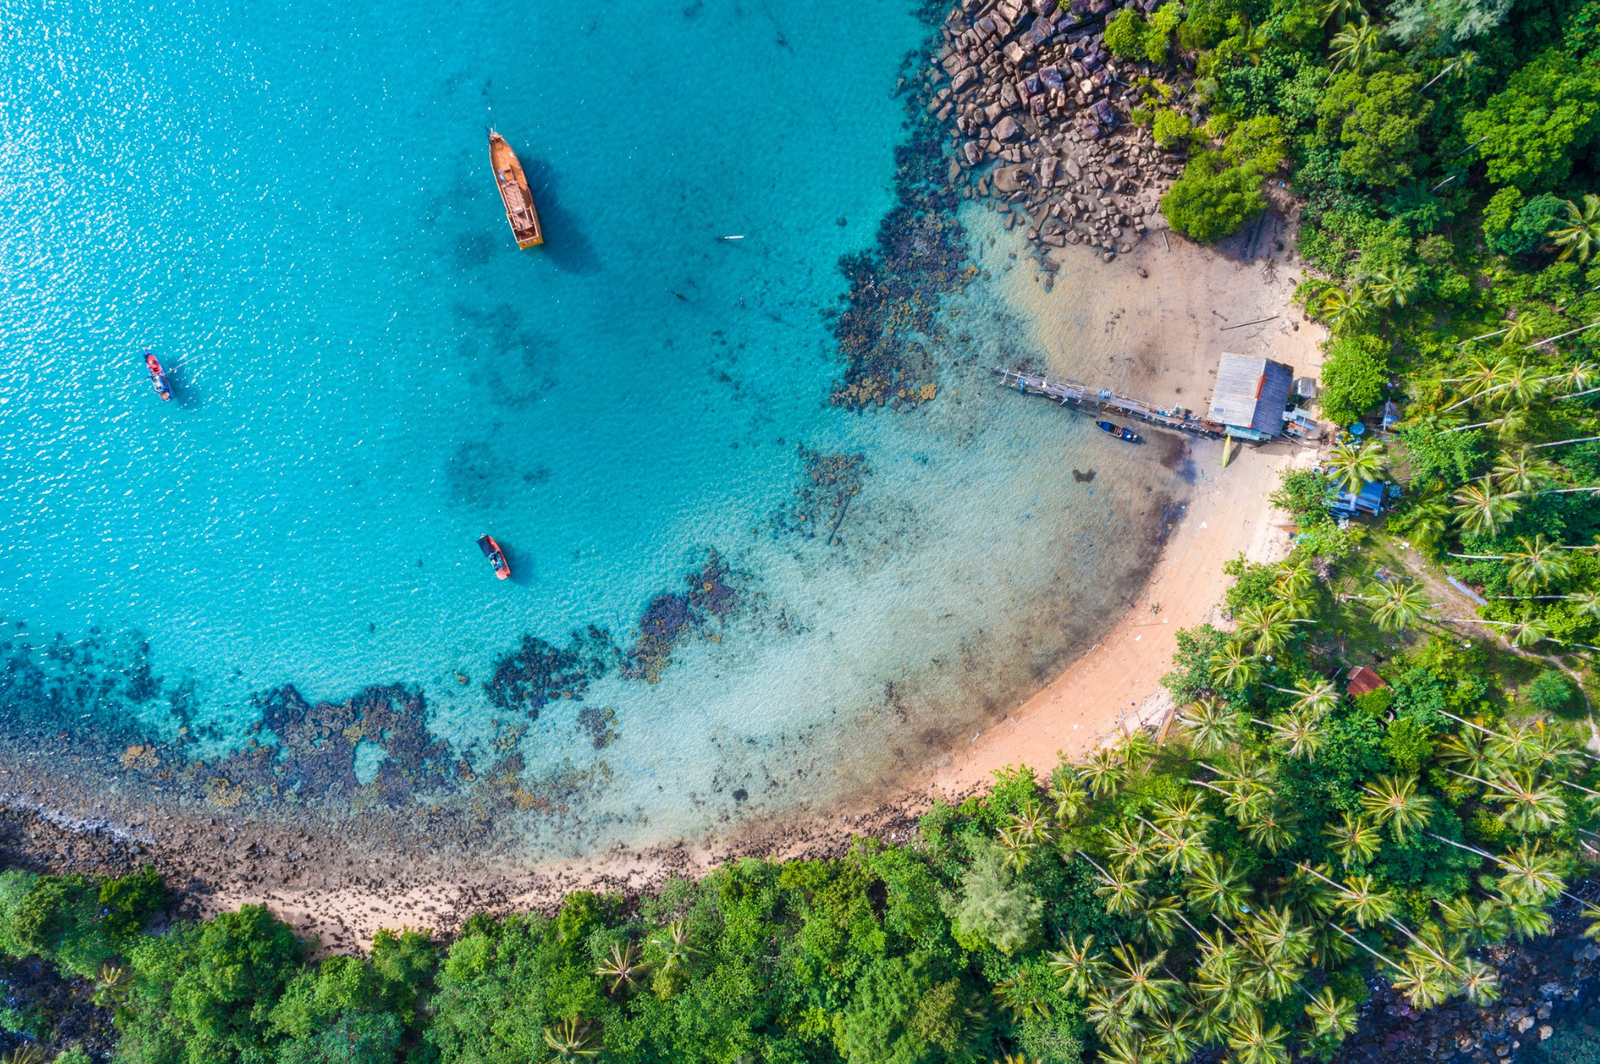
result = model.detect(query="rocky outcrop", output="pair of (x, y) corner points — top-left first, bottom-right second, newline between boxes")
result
(1333, 896), (1600, 1064)
(925, 0), (1184, 277)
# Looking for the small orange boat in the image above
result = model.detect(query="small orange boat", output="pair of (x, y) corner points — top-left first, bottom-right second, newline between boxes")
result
(488, 131), (543, 249)
(477, 535), (511, 580)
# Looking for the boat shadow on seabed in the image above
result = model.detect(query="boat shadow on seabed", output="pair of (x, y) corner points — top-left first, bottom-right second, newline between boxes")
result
(519, 158), (600, 276)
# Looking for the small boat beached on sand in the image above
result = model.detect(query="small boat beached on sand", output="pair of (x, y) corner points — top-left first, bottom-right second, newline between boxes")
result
(488, 131), (544, 249)
(1097, 420), (1141, 443)
(144, 351), (172, 401)
(477, 534), (511, 580)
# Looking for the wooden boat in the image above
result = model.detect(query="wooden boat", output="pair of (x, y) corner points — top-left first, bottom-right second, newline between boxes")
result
(144, 351), (172, 402)
(477, 534), (511, 580)
(1096, 420), (1141, 443)
(488, 131), (544, 249)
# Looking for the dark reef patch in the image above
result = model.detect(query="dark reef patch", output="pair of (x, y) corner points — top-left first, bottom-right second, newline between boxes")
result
(774, 447), (869, 544)
(827, 82), (972, 410)
(482, 627), (617, 721)
(575, 706), (619, 750)
(621, 550), (742, 683)
(196, 685), (458, 809)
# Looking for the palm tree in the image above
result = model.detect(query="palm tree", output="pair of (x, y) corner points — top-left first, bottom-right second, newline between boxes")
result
(1131, 893), (1186, 947)
(1445, 355), (1515, 400)
(1081, 747), (1126, 799)
(1438, 896), (1510, 947)
(999, 824), (1038, 873)
(1323, 811), (1383, 866)
(1147, 1009), (1200, 1063)
(992, 972), (1052, 1021)
(1227, 1008), (1290, 1064)
(1452, 616), (1554, 649)
(543, 1017), (602, 1061)
(1451, 479), (1521, 536)
(1048, 770), (1089, 825)
(1115, 729), (1158, 775)
(1048, 933), (1105, 996)
(1503, 897), (1554, 940)
(1367, 265), (1420, 308)
(1237, 602), (1301, 656)
(1335, 873), (1398, 928)
(1492, 448), (1559, 494)
(1105, 821), (1157, 877)
(1185, 854), (1253, 919)
(0, 1050), (47, 1064)
(1240, 802), (1298, 854)
(1325, 441), (1387, 492)
(1320, 285), (1374, 331)
(1392, 491), (1451, 552)
(1098, 864), (1149, 915)
(1210, 640), (1263, 690)
(650, 919), (700, 977)
(93, 962), (135, 1008)
(1456, 956), (1503, 1005)
(1436, 729), (1501, 777)
(1360, 774), (1435, 839)
(1392, 950), (1455, 1009)
(1085, 992), (1140, 1043)
(1270, 708), (1324, 758)
(1547, 359), (1600, 394)
(1481, 770), (1568, 833)
(595, 940), (649, 994)
(1178, 698), (1244, 753)
(1419, 50), (1478, 93)
(1275, 560), (1318, 596)
(1305, 987), (1360, 1040)
(1551, 194), (1600, 263)
(1506, 534), (1573, 591)
(1105, 944), (1182, 1016)
(1329, 17), (1386, 72)
(1008, 804), (1054, 847)
(1263, 676), (1340, 716)
(1495, 842), (1567, 903)
(1321, 0), (1366, 27)
(1366, 580), (1431, 632)
(1153, 791), (1214, 833)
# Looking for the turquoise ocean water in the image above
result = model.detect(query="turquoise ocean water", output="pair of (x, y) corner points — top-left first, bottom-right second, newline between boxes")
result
(0, 0), (1192, 855)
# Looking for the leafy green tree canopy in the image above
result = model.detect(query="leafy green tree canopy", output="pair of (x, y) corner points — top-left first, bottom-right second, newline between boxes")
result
(1463, 47), (1600, 192)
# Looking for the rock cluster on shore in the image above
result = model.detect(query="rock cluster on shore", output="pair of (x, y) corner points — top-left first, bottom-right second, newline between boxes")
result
(925, 0), (1182, 280)
(1333, 897), (1600, 1064)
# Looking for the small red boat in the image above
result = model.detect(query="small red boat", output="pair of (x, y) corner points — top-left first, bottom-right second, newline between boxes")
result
(144, 351), (172, 401)
(477, 535), (511, 580)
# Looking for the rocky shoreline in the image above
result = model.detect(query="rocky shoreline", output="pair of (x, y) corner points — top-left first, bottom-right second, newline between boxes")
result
(1331, 891), (1600, 1064)
(923, 0), (1183, 283)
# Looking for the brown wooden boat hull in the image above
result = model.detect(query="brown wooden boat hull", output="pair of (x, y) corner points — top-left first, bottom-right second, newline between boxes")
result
(488, 131), (544, 249)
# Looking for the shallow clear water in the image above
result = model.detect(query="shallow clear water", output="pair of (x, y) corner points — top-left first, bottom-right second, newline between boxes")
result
(0, 0), (1192, 853)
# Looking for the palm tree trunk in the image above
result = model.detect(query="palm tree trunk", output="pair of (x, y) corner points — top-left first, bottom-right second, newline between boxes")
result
(1558, 385), (1600, 401)
(1525, 320), (1600, 350)
(1530, 435), (1600, 450)
(1442, 419), (1505, 434)
(1453, 325), (1512, 347)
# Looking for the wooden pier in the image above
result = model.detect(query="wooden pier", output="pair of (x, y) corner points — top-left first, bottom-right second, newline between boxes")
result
(992, 367), (1227, 440)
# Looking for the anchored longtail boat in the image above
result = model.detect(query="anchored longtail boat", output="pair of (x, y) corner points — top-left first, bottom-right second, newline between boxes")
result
(144, 351), (172, 402)
(488, 131), (544, 249)
(477, 534), (511, 580)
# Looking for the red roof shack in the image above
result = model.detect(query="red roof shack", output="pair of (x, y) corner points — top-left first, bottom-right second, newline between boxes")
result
(1347, 666), (1388, 697)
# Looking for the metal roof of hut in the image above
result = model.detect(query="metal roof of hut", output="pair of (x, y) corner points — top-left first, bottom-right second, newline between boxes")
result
(1346, 665), (1388, 697)
(1209, 353), (1295, 437)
